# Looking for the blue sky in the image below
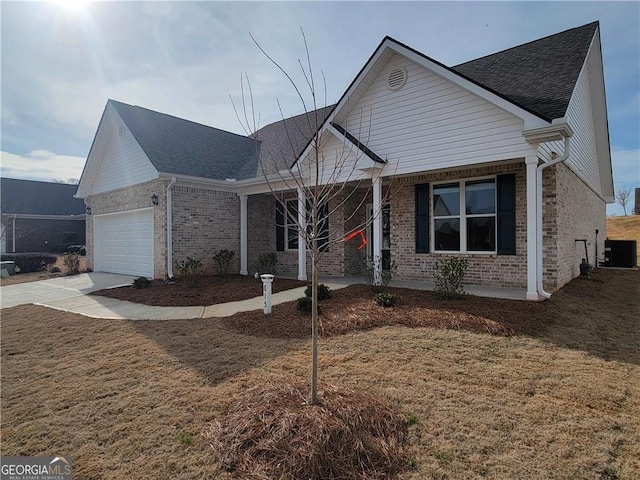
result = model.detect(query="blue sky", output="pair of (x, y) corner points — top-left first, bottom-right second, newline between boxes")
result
(1, 1), (638, 215)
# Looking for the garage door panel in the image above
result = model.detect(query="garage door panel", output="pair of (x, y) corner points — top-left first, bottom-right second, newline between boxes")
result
(94, 209), (153, 278)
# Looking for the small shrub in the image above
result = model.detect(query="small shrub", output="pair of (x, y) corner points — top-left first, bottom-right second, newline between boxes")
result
(304, 283), (332, 301)
(363, 255), (397, 289)
(434, 257), (468, 299)
(178, 433), (194, 446)
(133, 276), (151, 289)
(297, 296), (321, 314)
(175, 257), (203, 287)
(374, 292), (401, 308)
(258, 252), (278, 274)
(213, 249), (235, 276)
(406, 413), (419, 425)
(63, 253), (80, 275)
(1, 253), (57, 273)
(49, 266), (62, 274)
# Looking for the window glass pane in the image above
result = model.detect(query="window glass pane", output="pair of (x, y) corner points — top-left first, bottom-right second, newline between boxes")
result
(466, 180), (495, 215)
(287, 200), (298, 249)
(434, 218), (460, 251)
(467, 217), (495, 251)
(287, 228), (298, 249)
(433, 183), (460, 216)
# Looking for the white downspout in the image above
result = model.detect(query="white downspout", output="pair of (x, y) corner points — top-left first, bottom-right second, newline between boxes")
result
(536, 136), (570, 299)
(166, 177), (177, 279)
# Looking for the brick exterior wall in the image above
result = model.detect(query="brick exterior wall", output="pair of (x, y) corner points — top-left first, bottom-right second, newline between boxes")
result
(542, 162), (606, 291)
(172, 186), (240, 274)
(389, 162), (528, 288)
(85, 179), (168, 279)
(247, 191), (364, 277)
(2, 218), (85, 253)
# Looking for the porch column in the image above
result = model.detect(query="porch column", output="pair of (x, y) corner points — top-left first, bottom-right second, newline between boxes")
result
(239, 194), (248, 275)
(297, 187), (307, 281)
(525, 156), (539, 300)
(372, 175), (383, 286)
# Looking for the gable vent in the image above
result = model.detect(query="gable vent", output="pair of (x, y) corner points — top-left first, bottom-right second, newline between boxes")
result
(386, 67), (408, 91)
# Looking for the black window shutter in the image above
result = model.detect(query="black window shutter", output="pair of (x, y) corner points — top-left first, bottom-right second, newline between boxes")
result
(497, 174), (516, 255)
(415, 183), (430, 253)
(276, 200), (285, 252)
(319, 202), (329, 252)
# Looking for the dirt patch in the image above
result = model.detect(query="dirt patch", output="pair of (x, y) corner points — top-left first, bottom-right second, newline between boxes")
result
(0, 255), (88, 286)
(92, 275), (307, 306)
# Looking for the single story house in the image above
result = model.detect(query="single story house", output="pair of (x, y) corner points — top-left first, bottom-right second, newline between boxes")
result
(1, 178), (86, 253)
(76, 22), (613, 300)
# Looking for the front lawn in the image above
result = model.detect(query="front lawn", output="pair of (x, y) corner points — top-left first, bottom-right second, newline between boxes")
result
(1, 269), (638, 479)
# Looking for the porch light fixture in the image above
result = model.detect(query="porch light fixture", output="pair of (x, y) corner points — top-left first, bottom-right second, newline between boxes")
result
(85, 207), (92, 215)
(151, 194), (159, 206)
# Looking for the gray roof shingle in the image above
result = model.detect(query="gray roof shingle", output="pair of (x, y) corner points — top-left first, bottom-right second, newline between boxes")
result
(1, 178), (86, 215)
(452, 22), (598, 121)
(110, 100), (259, 181)
(252, 105), (335, 175)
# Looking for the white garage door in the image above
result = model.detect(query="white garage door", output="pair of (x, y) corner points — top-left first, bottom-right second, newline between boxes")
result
(94, 209), (154, 278)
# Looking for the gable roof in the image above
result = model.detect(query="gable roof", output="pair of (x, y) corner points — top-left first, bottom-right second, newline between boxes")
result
(110, 100), (259, 181)
(1, 178), (86, 216)
(252, 105), (335, 175)
(453, 22), (598, 121)
(91, 23), (599, 188)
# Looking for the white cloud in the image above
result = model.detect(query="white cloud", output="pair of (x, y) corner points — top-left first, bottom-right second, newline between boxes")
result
(0, 150), (86, 183)
(611, 148), (640, 187)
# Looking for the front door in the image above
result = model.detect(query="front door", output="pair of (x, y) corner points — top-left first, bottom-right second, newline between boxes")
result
(366, 204), (391, 270)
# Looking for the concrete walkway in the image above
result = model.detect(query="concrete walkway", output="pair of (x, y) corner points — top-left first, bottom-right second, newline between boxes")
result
(1, 271), (527, 321)
(0, 273), (349, 320)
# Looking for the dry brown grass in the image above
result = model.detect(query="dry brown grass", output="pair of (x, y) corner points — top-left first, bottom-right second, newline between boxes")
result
(607, 215), (640, 259)
(1, 269), (639, 479)
(0, 255), (88, 286)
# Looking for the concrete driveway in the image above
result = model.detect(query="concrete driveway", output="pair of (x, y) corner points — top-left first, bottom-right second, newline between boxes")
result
(0, 272), (136, 309)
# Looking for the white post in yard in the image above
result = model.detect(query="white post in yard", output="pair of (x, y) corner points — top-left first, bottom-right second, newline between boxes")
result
(240, 194), (248, 275)
(261, 274), (274, 314)
(372, 175), (383, 286)
(12, 216), (16, 253)
(525, 156), (539, 300)
(297, 187), (307, 281)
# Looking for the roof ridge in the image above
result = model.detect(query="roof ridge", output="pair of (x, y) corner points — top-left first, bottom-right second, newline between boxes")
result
(108, 99), (253, 141)
(1, 177), (78, 186)
(454, 21), (598, 68)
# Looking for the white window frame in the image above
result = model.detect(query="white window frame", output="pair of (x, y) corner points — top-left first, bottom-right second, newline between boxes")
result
(285, 198), (299, 251)
(431, 175), (497, 254)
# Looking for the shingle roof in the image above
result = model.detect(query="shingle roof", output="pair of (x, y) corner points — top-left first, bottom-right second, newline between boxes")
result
(110, 100), (259, 181)
(1, 178), (86, 215)
(452, 22), (598, 121)
(252, 105), (335, 175)
(107, 23), (597, 183)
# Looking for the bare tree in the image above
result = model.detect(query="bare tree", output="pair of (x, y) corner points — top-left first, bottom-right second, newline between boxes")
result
(616, 187), (631, 216)
(233, 31), (400, 404)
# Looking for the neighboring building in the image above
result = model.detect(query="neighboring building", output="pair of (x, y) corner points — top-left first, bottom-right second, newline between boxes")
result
(76, 22), (613, 300)
(1, 178), (86, 253)
(635, 188), (639, 215)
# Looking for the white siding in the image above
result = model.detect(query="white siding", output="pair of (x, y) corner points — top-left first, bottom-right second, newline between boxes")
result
(334, 53), (534, 177)
(564, 62), (604, 196)
(88, 105), (158, 195)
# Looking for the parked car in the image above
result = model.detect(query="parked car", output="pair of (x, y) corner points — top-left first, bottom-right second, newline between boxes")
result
(66, 245), (86, 256)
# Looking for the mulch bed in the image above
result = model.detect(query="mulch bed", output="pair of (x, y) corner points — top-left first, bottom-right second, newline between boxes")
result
(91, 275), (307, 306)
(222, 283), (558, 339)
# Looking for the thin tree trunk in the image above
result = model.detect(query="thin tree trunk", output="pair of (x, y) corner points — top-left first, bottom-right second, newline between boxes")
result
(311, 245), (319, 404)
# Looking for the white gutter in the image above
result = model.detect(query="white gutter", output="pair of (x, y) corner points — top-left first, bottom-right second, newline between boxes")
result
(536, 135), (571, 299)
(166, 177), (177, 279)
